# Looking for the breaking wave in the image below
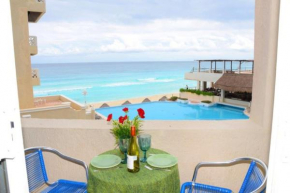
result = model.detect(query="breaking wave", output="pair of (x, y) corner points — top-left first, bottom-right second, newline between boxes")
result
(101, 78), (176, 88)
(34, 86), (93, 94)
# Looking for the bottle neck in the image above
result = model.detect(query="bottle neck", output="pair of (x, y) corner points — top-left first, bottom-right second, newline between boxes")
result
(131, 136), (137, 142)
(131, 126), (136, 136)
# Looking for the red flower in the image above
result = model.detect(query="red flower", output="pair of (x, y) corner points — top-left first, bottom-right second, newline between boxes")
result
(123, 107), (129, 113)
(124, 115), (128, 121)
(107, 114), (113, 121)
(137, 108), (145, 119)
(119, 116), (125, 124)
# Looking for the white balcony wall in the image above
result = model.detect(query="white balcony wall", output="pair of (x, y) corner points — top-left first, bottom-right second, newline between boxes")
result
(185, 72), (223, 83)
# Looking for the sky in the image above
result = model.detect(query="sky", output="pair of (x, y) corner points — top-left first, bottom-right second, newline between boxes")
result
(29, 0), (255, 64)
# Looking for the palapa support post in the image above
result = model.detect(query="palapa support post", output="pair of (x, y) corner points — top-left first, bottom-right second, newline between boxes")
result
(198, 61), (201, 72)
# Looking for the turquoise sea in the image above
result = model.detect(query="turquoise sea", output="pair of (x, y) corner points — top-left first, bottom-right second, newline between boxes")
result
(32, 61), (253, 104)
(32, 61), (197, 104)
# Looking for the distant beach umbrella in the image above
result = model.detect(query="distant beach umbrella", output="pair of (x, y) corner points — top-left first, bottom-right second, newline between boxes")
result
(82, 89), (88, 106)
(159, 96), (168, 101)
(100, 103), (110, 108)
(142, 98), (151, 103)
(122, 100), (131, 105)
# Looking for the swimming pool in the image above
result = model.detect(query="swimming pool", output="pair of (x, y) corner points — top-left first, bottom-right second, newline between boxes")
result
(96, 102), (249, 120)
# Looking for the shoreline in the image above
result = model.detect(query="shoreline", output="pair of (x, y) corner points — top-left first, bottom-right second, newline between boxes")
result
(91, 92), (179, 108)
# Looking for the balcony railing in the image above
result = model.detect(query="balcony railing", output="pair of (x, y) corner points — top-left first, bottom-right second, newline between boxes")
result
(29, 36), (38, 55)
(20, 95), (95, 119)
(188, 60), (254, 74)
(29, 36), (37, 46)
(190, 67), (254, 74)
(31, 69), (40, 86)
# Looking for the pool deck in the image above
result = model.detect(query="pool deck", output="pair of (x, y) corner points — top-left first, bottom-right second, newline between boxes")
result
(91, 92), (250, 120)
(91, 93), (178, 108)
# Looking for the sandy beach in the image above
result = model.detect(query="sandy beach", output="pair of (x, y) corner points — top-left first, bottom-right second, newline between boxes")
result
(91, 92), (179, 108)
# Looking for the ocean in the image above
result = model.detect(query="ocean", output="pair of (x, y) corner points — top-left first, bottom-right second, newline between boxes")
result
(32, 61), (253, 104)
(32, 61), (197, 104)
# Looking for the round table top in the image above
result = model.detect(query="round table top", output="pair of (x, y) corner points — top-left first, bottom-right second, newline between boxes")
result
(87, 148), (180, 193)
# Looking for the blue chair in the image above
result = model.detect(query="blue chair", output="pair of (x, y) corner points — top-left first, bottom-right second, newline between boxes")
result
(180, 157), (267, 193)
(25, 147), (88, 193)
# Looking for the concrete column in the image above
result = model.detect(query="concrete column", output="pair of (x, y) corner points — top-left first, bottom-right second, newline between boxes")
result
(203, 81), (207, 90)
(223, 61), (226, 73)
(221, 89), (225, 102)
(198, 61), (201, 72)
(0, 1), (30, 191)
(199, 81), (207, 91)
(196, 81), (200, 90)
(252, 61), (254, 74)
(267, 0), (290, 190)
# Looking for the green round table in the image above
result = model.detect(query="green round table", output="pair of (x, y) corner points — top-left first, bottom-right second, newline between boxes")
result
(87, 148), (180, 193)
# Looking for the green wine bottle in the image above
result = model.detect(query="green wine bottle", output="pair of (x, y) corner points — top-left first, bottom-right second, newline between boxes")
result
(127, 126), (140, 173)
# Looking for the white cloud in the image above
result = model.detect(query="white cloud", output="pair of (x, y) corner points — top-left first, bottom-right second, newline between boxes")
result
(30, 18), (254, 60)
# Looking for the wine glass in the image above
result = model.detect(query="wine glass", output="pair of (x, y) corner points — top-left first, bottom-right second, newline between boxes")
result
(138, 134), (151, 162)
(119, 138), (130, 164)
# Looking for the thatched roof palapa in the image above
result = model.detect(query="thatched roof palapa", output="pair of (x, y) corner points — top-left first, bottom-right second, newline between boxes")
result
(122, 100), (131, 105)
(142, 98), (151, 103)
(100, 103), (110, 108)
(214, 74), (253, 93)
(159, 96), (168, 101)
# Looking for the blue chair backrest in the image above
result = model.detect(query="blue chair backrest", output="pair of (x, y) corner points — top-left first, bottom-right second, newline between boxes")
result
(181, 161), (266, 193)
(239, 161), (265, 193)
(25, 149), (48, 192)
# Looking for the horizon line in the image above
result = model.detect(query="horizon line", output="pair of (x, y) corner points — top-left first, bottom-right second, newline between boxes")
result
(32, 60), (196, 65)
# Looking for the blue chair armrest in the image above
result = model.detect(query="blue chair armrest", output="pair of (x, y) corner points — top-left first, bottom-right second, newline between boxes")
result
(181, 182), (232, 193)
(25, 147), (88, 183)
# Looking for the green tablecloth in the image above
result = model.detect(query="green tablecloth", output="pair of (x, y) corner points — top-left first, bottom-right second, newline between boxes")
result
(87, 148), (180, 193)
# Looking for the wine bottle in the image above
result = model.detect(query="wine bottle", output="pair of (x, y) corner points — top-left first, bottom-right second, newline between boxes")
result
(127, 126), (140, 173)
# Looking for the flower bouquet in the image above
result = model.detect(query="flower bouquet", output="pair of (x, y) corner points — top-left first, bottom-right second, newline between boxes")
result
(107, 107), (145, 144)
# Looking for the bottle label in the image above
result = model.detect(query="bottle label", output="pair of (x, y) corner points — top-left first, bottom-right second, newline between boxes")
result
(127, 155), (137, 170)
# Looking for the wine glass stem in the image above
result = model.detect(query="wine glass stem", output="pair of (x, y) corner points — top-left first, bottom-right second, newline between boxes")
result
(144, 151), (147, 161)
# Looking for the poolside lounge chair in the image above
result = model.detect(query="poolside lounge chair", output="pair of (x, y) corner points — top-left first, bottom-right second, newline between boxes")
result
(180, 157), (267, 193)
(142, 98), (151, 103)
(159, 96), (168, 101)
(100, 103), (110, 108)
(25, 147), (88, 193)
(95, 114), (102, 119)
(122, 100), (131, 105)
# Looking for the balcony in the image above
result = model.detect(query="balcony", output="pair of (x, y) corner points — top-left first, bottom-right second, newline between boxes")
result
(21, 118), (270, 191)
(29, 36), (38, 55)
(31, 68), (40, 86)
(27, 0), (46, 23)
(185, 60), (254, 82)
(20, 95), (95, 119)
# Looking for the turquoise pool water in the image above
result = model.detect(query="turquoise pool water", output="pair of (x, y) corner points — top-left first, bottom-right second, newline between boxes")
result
(96, 102), (249, 120)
